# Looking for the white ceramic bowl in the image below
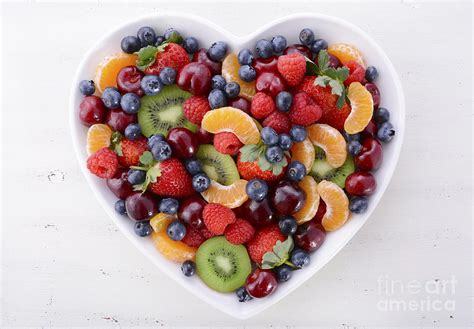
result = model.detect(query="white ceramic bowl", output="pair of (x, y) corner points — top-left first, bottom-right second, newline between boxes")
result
(70, 12), (405, 319)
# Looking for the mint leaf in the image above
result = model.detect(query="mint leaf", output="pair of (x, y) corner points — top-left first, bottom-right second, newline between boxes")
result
(317, 50), (330, 73)
(166, 31), (183, 44)
(139, 151), (153, 166)
(136, 45), (158, 71)
(305, 57), (318, 76)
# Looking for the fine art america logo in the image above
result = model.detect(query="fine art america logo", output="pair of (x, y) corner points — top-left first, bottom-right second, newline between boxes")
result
(377, 275), (457, 312)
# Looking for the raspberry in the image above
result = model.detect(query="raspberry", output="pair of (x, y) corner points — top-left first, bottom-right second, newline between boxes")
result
(262, 111), (291, 134)
(87, 147), (118, 178)
(183, 96), (211, 125)
(250, 92), (275, 119)
(224, 219), (255, 245)
(344, 60), (365, 86)
(202, 203), (236, 235)
(200, 226), (217, 239)
(247, 225), (285, 263)
(277, 53), (306, 86)
(288, 92), (322, 126)
(214, 132), (243, 156)
(182, 225), (205, 247)
(119, 137), (148, 167)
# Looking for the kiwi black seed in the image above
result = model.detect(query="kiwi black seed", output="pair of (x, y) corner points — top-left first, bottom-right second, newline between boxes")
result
(196, 144), (240, 185)
(310, 147), (354, 188)
(138, 85), (197, 137)
(196, 237), (251, 293)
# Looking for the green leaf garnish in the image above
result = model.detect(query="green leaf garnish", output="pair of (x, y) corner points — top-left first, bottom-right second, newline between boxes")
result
(261, 236), (294, 269)
(139, 151), (153, 166)
(135, 45), (159, 71)
(239, 142), (288, 176)
(133, 163), (161, 192)
(110, 131), (123, 156)
(239, 144), (262, 163)
(166, 31), (183, 44)
(305, 56), (318, 76)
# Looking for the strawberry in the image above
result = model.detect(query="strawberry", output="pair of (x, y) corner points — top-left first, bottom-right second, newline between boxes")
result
(143, 43), (190, 75)
(118, 137), (148, 167)
(343, 60), (365, 86)
(182, 96), (210, 125)
(277, 53), (306, 86)
(288, 92), (322, 126)
(224, 218), (255, 245)
(87, 147), (118, 178)
(202, 203), (236, 235)
(214, 132), (243, 156)
(237, 154), (286, 183)
(148, 158), (194, 198)
(262, 111), (291, 134)
(246, 225), (285, 263)
(250, 92), (275, 119)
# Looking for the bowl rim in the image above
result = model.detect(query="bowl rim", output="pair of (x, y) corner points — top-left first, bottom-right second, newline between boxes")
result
(69, 11), (405, 319)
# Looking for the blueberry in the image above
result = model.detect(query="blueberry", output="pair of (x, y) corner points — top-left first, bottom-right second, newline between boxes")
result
(137, 26), (156, 47)
(211, 75), (226, 90)
(278, 215), (297, 236)
(124, 123), (142, 141)
(374, 107), (390, 124)
(342, 132), (361, 142)
(114, 200), (127, 215)
(208, 41), (228, 61)
(271, 35), (287, 53)
(151, 140), (172, 161)
(377, 122), (395, 143)
(79, 80), (95, 96)
(140, 75), (163, 96)
(238, 65), (256, 82)
(167, 220), (186, 241)
(275, 264), (293, 282)
(184, 158), (202, 175)
(299, 28), (315, 46)
(121, 35), (141, 54)
(181, 260), (196, 277)
(276, 91), (292, 112)
(347, 140), (362, 156)
(311, 39), (328, 54)
(208, 89), (227, 109)
(290, 249), (310, 268)
(237, 48), (254, 65)
(101, 87), (121, 109)
(183, 37), (199, 54)
(134, 221), (153, 237)
(127, 169), (146, 185)
(255, 39), (273, 58)
(159, 198), (179, 215)
(260, 127), (279, 145)
(225, 82), (240, 99)
(246, 179), (268, 202)
(265, 146), (284, 163)
(120, 93), (141, 114)
(192, 173), (211, 192)
(147, 134), (165, 149)
(349, 197), (369, 214)
(154, 35), (165, 46)
(365, 66), (378, 82)
(278, 133), (293, 151)
(289, 125), (307, 142)
(159, 67), (176, 85)
(164, 28), (180, 41)
(287, 161), (306, 182)
(236, 287), (252, 302)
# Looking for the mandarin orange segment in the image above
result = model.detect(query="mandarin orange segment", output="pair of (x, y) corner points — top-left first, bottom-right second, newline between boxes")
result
(290, 137), (315, 172)
(222, 53), (256, 100)
(327, 43), (365, 67)
(201, 179), (248, 208)
(293, 176), (320, 224)
(86, 124), (112, 155)
(344, 82), (374, 134)
(151, 231), (196, 262)
(317, 180), (349, 231)
(149, 213), (176, 233)
(307, 124), (347, 168)
(201, 107), (260, 144)
(95, 53), (138, 93)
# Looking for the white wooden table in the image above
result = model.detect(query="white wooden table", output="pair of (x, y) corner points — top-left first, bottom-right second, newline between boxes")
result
(1, 1), (472, 328)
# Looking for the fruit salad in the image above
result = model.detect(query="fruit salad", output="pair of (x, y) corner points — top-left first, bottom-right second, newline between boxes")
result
(78, 25), (396, 301)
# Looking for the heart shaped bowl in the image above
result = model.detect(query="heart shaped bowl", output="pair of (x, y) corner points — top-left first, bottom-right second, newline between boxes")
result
(70, 12), (405, 319)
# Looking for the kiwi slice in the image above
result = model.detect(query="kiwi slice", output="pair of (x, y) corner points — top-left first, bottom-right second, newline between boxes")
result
(196, 144), (240, 185)
(310, 147), (355, 188)
(196, 237), (251, 293)
(138, 85), (197, 137)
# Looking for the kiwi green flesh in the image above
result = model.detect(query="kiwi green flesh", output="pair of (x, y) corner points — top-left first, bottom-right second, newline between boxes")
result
(196, 237), (251, 293)
(196, 144), (240, 186)
(137, 85), (197, 137)
(310, 147), (355, 188)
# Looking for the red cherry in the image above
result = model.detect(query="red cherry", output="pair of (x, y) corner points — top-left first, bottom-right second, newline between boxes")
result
(283, 44), (312, 58)
(192, 48), (222, 75)
(256, 72), (287, 97)
(228, 97), (250, 114)
(362, 119), (378, 138)
(313, 200), (326, 224)
(365, 83), (380, 109)
(355, 138), (383, 171)
(295, 221), (326, 252)
(79, 96), (107, 126)
(271, 180), (306, 215)
(235, 198), (274, 227)
(106, 108), (137, 133)
(116, 66), (144, 96)
(106, 168), (134, 200)
(252, 56), (279, 76)
(245, 269), (278, 298)
(345, 171), (377, 196)
(178, 195), (207, 229)
(195, 127), (214, 144)
(177, 62), (212, 96)
(125, 192), (158, 221)
(167, 127), (199, 159)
